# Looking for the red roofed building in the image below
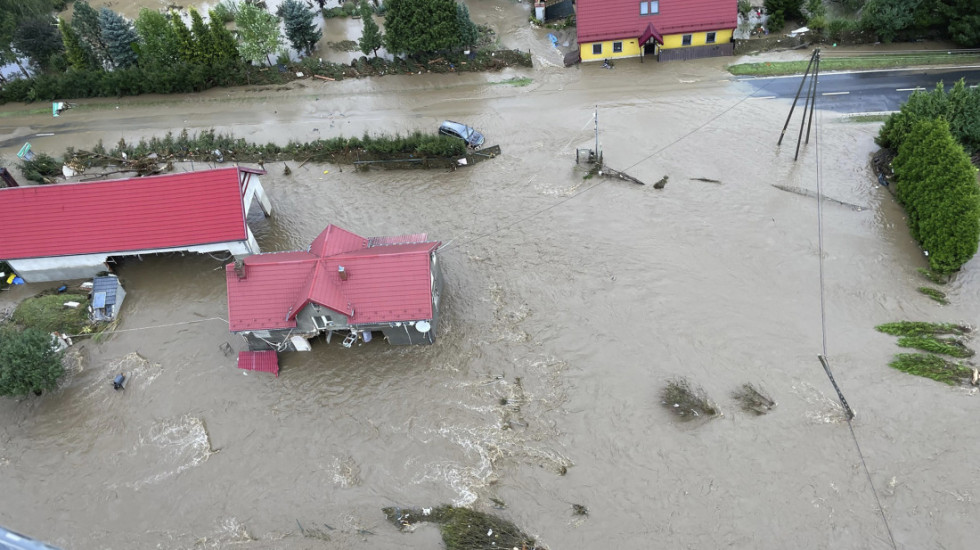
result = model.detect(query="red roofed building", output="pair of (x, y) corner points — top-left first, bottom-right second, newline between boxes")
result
(576, 0), (737, 63)
(226, 224), (443, 350)
(0, 167), (272, 282)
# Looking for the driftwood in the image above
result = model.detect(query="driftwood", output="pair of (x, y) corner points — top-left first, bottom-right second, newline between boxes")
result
(771, 184), (865, 211)
(313, 74), (336, 82)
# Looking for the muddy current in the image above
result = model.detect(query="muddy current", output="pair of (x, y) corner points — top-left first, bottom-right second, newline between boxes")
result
(2, 2), (979, 549)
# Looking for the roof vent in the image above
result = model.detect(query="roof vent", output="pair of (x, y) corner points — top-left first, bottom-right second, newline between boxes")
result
(234, 259), (246, 280)
(338, 265), (348, 281)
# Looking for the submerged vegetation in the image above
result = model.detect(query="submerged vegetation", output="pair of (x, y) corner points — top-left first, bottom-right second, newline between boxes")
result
(888, 353), (975, 385)
(731, 383), (776, 415)
(60, 129), (468, 175)
(661, 378), (720, 419)
(917, 286), (949, 304)
(12, 293), (91, 334)
(875, 321), (971, 338)
(918, 267), (948, 285)
(878, 321), (977, 385)
(382, 505), (539, 550)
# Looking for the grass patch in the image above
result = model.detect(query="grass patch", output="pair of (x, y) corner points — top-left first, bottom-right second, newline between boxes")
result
(661, 377), (719, 420)
(12, 293), (91, 334)
(382, 505), (537, 550)
(728, 53), (980, 76)
(918, 286), (949, 304)
(918, 267), (948, 285)
(731, 383), (776, 415)
(843, 114), (891, 123)
(889, 353), (975, 385)
(328, 40), (359, 52)
(875, 321), (971, 337)
(896, 335), (974, 358)
(492, 76), (533, 87)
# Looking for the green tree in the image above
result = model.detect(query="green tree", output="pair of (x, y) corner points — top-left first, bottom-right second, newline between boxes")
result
(940, 0), (980, 47)
(236, 3), (283, 66)
(208, 10), (241, 65)
(763, 0), (804, 31)
(861, 0), (918, 43)
(893, 118), (980, 273)
(878, 80), (980, 154)
(0, 0), (58, 76)
(358, 1), (383, 57)
(72, 0), (110, 66)
(455, 2), (478, 49)
(99, 7), (139, 68)
(278, 0), (321, 56)
(0, 326), (65, 397)
(59, 17), (95, 71)
(134, 8), (178, 69)
(384, 0), (461, 57)
(170, 11), (197, 64)
(13, 16), (64, 71)
(189, 8), (216, 64)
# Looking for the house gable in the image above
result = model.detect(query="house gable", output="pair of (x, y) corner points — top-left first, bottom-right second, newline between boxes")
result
(576, 0), (737, 44)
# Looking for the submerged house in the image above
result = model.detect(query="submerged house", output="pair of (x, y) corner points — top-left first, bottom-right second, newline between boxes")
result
(576, 0), (737, 63)
(0, 167), (272, 282)
(225, 225), (443, 351)
(90, 274), (126, 322)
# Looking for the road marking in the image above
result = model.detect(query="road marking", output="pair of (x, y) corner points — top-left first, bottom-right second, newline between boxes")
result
(896, 87), (926, 92)
(750, 96), (776, 100)
(822, 91), (850, 96)
(971, 84), (978, 89)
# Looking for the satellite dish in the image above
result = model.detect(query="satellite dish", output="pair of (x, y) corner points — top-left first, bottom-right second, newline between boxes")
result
(415, 321), (431, 333)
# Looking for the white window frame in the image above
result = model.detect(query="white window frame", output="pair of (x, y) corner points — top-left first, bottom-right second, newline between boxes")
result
(613, 41), (623, 53)
(593, 43), (602, 55)
(640, 1), (659, 15)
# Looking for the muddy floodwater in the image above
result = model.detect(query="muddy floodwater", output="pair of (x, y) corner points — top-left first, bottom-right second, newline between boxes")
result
(2, 2), (980, 549)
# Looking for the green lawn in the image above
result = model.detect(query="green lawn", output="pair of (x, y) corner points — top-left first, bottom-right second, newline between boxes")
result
(729, 53), (980, 76)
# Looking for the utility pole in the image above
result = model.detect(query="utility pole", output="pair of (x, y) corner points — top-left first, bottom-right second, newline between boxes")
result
(778, 48), (821, 161)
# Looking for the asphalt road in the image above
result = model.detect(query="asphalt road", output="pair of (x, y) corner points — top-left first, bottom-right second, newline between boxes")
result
(737, 66), (980, 113)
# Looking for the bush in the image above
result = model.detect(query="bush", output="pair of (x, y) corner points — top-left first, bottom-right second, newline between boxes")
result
(738, 0), (752, 16)
(12, 294), (92, 334)
(878, 80), (980, 155)
(892, 118), (980, 274)
(826, 18), (857, 42)
(0, 325), (66, 397)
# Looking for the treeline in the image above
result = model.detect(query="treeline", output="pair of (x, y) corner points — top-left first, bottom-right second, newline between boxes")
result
(754, 0), (980, 46)
(0, 0), (495, 104)
(878, 80), (980, 274)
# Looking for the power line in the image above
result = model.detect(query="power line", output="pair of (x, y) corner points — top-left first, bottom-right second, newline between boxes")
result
(63, 317), (228, 340)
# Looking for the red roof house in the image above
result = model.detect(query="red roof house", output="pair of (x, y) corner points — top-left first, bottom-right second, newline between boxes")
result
(0, 167), (272, 282)
(576, 0), (737, 62)
(226, 224), (443, 350)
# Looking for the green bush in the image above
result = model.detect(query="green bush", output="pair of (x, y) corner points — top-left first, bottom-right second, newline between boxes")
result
(0, 325), (66, 397)
(826, 18), (857, 42)
(21, 153), (61, 183)
(12, 294), (92, 334)
(892, 118), (980, 274)
(878, 80), (980, 154)
(738, 0), (752, 16)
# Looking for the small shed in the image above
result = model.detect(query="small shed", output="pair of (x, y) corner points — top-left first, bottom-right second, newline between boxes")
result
(91, 275), (126, 322)
(237, 351), (279, 376)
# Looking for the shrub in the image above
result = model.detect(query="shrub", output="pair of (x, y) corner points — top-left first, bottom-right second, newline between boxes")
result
(21, 153), (61, 183)
(12, 294), (92, 334)
(0, 325), (66, 397)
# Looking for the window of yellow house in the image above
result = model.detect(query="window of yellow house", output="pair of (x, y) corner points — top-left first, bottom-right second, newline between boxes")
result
(613, 41), (623, 53)
(640, 1), (659, 15)
(706, 32), (717, 44)
(682, 34), (692, 46)
(593, 43), (602, 55)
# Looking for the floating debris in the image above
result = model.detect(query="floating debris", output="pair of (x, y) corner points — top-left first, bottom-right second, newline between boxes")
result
(917, 267), (948, 285)
(653, 175), (669, 189)
(731, 383), (776, 415)
(382, 505), (540, 550)
(691, 177), (722, 184)
(661, 378), (720, 420)
(572, 504), (588, 516)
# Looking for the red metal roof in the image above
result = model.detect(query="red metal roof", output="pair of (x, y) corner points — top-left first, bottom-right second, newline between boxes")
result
(238, 351), (279, 376)
(0, 167), (250, 260)
(226, 225), (440, 332)
(576, 0), (737, 44)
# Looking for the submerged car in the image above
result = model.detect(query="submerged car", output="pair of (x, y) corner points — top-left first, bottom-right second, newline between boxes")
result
(438, 120), (485, 149)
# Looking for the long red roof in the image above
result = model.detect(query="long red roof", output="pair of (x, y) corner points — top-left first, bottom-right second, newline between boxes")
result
(576, 0), (737, 44)
(226, 225), (439, 331)
(0, 167), (249, 260)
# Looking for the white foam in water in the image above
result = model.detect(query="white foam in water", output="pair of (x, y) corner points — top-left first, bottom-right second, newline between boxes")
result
(129, 415), (215, 490)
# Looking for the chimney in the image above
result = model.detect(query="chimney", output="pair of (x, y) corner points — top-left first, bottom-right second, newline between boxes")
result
(338, 266), (348, 281)
(234, 259), (246, 280)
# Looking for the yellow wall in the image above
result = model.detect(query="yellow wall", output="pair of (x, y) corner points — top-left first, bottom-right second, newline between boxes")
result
(580, 38), (641, 62)
(660, 28), (733, 50)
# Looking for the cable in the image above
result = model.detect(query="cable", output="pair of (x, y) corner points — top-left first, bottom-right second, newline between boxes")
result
(810, 69), (898, 549)
(62, 316), (228, 339)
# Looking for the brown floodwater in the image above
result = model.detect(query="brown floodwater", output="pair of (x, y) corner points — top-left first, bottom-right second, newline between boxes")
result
(2, 2), (979, 549)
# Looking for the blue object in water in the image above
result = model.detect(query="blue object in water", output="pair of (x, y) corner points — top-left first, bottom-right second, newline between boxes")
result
(113, 374), (125, 390)
(57, 285), (67, 293)
(548, 33), (558, 47)
(12, 277), (24, 285)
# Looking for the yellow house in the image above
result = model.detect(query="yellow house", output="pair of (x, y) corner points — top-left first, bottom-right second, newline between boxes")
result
(576, 0), (737, 62)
